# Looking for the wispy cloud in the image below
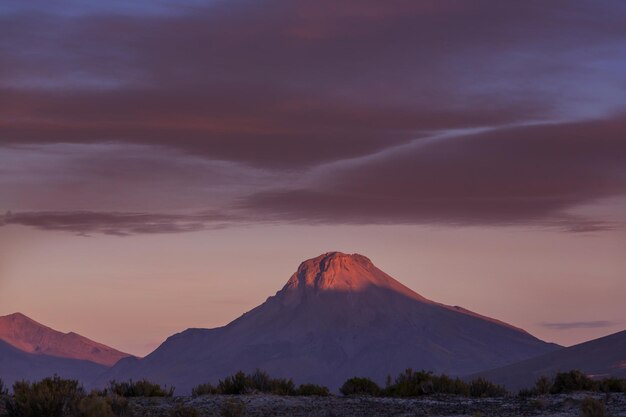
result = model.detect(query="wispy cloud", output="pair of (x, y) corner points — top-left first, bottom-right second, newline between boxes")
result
(540, 320), (618, 330)
(0, 210), (239, 236)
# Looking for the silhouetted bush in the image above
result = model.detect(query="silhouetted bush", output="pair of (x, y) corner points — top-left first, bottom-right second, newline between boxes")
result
(597, 377), (626, 393)
(219, 398), (245, 417)
(518, 372), (626, 397)
(340, 377), (381, 396)
(217, 371), (248, 395)
(169, 404), (199, 417)
(7, 375), (85, 417)
(534, 375), (552, 395)
(550, 370), (596, 394)
(430, 374), (470, 396)
(384, 369), (434, 397)
(467, 378), (508, 398)
(194, 370), (303, 396)
(108, 379), (174, 397)
(78, 396), (115, 417)
(517, 375), (553, 396)
(191, 382), (218, 397)
(580, 397), (606, 417)
(0, 378), (7, 396)
(296, 384), (330, 396)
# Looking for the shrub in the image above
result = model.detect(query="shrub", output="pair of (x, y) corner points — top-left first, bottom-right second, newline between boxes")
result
(551, 370), (596, 394)
(78, 396), (115, 417)
(195, 370), (298, 396)
(386, 369), (434, 397)
(597, 377), (626, 393)
(169, 404), (199, 417)
(430, 374), (468, 396)
(296, 384), (330, 396)
(340, 377), (381, 396)
(191, 382), (218, 397)
(217, 372), (248, 395)
(108, 379), (174, 397)
(103, 395), (130, 417)
(219, 398), (245, 417)
(7, 376), (85, 417)
(467, 378), (508, 398)
(580, 397), (605, 417)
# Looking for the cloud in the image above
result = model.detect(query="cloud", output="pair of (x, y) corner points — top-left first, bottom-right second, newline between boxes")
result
(0, 211), (238, 236)
(540, 321), (619, 330)
(1, 1), (625, 169)
(241, 117), (626, 230)
(0, 1), (625, 235)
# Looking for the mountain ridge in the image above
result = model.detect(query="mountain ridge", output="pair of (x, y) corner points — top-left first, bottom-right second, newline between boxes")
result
(0, 312), (132, 367)
(471, 328), (626, 391)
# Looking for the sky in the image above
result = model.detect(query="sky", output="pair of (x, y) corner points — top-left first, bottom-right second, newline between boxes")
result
(1, 0), (625, 356)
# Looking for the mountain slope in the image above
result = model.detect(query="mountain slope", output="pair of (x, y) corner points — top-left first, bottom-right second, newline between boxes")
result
(0, 312), (131, 366)
(0, 339), (107, 389)
(472, 329), (626, 391)
(102, 252), (558, 393)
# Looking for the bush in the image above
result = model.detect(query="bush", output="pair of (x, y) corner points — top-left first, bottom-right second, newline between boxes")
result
(385, 369), (433, 397)
(551, 370), (596, 394)
(191, 382), (218, 397)
(431, 374), (469, 396)
(103, 395), (130, 417)
(534, 375), (552, 395)
(467, 378), (508, 398)
(78, 396), (115, 417)
(340, 377), (381, 396)
(194, 370), (301, 396)
(108, 379), (174, 397)
(169, 404), (199, 417)
(597, 377), (626, 393)
(580, 397), (605, 417)
(7, 376), (85, 417)
(219, 398), (245, 417)
(296, 384), (330, 397)
(217, 372), (248, 395)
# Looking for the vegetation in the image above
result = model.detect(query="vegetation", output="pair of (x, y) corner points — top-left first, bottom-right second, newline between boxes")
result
(467, 378), (508, 398)
(597, 377), (626, 393)
(0, 379), (7, 396)
(77, 396), (116, 417)
(108, 379), (174, 397)
(295, 383), (330, 397)
(580, 397), (606, 417)
(7, 376), (84, 417)
(341, 369), (507, 398)
(193, 370), (330, 397)
(551, 370), (596, 393)
(340, 377), (381, 396)
(518, 371), (626, 396)
(3, 376), (133, 417)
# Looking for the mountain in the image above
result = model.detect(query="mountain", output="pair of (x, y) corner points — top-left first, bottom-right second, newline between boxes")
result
(472, 329), (626, 391)
(0, 339), (107, 389)
(0, 312), (131, 366)
(101, 252), (559, 394)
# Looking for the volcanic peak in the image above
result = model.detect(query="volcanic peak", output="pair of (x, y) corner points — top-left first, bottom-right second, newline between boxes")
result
(280, 252), (422, 301)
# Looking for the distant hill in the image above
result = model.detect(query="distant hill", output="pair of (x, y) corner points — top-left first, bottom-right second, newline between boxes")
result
(0, 339), (107, 389)
(101, 252), (558, 394)
(0, 312), (132, 366)
(471, 329), (626, 391)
